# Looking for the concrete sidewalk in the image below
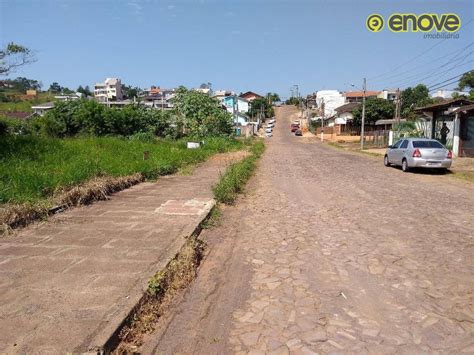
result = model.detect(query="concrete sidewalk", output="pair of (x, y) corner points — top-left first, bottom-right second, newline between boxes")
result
(0, 151), (243, 353)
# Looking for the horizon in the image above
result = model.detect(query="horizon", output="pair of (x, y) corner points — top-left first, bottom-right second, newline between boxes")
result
(1, 0), (473, 98)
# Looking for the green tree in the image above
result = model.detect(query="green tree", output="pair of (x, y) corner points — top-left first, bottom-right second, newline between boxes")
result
(122, 85), (142, 99)
(401, 84), (433, 118)
(172, 87), (232, 136)
(352, 98), (395, 126)
(49, 82), (62, 93)
(457, 70), (474, 99)
(77, 85), (92, 97)
(0, 42), (36, 75)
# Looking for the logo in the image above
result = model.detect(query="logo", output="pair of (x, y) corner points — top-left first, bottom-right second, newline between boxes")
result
(366, 14), (384, 32)
(366, 13), (461, 33)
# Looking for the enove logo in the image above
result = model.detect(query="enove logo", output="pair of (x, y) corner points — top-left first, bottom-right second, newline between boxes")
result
(366, 13), (461, 33)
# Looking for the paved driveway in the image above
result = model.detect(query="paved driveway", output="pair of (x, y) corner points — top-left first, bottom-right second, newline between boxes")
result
(143, 106), (474, 354)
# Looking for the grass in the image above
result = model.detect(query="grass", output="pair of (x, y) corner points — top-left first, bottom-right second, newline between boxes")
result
(213, 139), (265, 204)
(0, 135), (244, 205)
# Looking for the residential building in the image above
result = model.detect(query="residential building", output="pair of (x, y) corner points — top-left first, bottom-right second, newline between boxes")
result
(54, 93), (82, 101)
(223, 95), (250, 125)
(316, 90), (345, 118)
(415, 98), (474, 157)
(239, 91), (262, 102)
(31, 102), (55, 116)
(344, 91), (380, 103)
(142, 88), (176, 110)
(94, 78), (123, 102)
(431, 89), (470, 99)
(377, 89), (398, 102)
(213, 90), (234, 105)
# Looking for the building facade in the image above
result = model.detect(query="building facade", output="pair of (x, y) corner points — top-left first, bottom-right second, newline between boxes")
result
(94, 78), (123, 102)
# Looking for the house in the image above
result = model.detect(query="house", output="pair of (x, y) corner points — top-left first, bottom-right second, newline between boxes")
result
(223, 95), (250, 125)
(31, 102), (55, 116)
(431, 89), (470, 99)
(143, 88), (176, 110)
(26, 90), (37, 97)
(194, 87), (212, 95)
(332, 102), (360, 126)
(344, 91), (380, 103)
(239, 91), (262, 102)
(415, 98), (474, 157)
(213, 90), (234, 105)
(316, 90), (345, 118)
(94, 78), (123, 102)
(377, 89), (398, 102)
(54, 93), (82, 101)
(375, 118), (406, 130)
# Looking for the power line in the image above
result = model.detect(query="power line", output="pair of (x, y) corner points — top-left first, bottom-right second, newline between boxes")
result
(370, 42), (473, 86)
(429, 78), (463, 92)
(367, 18), (473, 82)
(382, 50), (472, 88)
(428, 73), (466, 89)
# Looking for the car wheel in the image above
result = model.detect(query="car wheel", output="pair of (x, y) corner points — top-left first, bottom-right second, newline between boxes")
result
(384, 155), (390, 167)
(402, 159), (409, 172)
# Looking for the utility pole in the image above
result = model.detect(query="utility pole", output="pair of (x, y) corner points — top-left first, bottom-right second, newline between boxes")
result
(394, 88), (401, 124)
(360, 77), (366, 150)
(320, 98), (325, 142)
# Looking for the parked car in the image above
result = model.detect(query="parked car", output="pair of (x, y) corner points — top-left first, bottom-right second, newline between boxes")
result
(384, 138), (452, 172)
(268, 119), (276, 124)
(265, 127), (273, 133)
(267, 123), (275, 128)
(290, 124), (299, 132)
(295, 129), (303, 136)
(265, 132), (273, 137)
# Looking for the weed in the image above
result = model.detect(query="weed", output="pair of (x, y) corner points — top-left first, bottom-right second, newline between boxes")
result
(212, 140), (265, 204)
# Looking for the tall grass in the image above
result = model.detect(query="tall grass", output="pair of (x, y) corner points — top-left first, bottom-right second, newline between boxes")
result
(213, 140), (265, 204)
(0, 135), (244, 204)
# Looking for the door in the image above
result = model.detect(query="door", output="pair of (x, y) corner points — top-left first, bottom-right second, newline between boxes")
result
(398, 139), (409, 164)
(388, 139), (402, 165)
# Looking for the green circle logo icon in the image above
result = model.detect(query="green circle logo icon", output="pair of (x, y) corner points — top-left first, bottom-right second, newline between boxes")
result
(366, 14), (384, 32)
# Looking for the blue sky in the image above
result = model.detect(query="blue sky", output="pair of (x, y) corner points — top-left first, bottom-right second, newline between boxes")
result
(1, 0), (473, 98)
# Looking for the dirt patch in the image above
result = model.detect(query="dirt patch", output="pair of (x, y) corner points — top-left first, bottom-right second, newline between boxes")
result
(112, 235), (206, 353)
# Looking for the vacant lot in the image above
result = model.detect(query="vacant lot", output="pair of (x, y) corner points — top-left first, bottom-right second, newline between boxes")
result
(0, 136), (245, 204)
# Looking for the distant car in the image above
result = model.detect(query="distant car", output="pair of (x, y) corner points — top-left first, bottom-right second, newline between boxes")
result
(384, 138), (452, 172)
(268, 119), (276, 124)
(295, 129), (302, 136)
(267, 123), (275, 128)
(265, 132), (273, 137)
(265, 127), (273, 133)
(290, 124), (299, 132)
(293, 120), (300, 125)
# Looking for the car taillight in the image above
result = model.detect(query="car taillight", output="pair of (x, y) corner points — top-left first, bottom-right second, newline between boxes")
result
(447, 150), (452, 159)
(413, 148), (422, 158)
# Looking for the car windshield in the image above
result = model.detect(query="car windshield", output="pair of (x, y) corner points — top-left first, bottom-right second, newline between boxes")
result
(413, 141), (444, 149)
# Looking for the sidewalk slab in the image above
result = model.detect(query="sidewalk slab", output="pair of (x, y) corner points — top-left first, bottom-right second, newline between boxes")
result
(0, 152), (242, 353)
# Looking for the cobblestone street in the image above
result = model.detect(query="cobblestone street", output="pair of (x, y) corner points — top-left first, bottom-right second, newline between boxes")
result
(143, 106), (474, 354)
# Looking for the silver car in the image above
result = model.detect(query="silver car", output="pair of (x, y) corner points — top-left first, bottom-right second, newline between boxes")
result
(384, 138), (452, 172)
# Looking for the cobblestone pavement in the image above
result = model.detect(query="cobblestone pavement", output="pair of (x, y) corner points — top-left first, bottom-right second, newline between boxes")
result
(143, 106), (474, 354)
(0, 151), (245, 353)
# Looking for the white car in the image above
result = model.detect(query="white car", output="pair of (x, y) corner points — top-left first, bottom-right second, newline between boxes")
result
(268, 119), (276, 124)
(265, 132), (273, 137)
(267, 123), (275, 128)
(265, 127), (273, 133)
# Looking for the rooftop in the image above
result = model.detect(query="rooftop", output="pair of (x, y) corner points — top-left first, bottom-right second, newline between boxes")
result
(344, 91), (380, 98)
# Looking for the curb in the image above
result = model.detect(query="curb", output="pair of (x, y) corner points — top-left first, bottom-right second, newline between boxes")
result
(81, 199), (216, 354)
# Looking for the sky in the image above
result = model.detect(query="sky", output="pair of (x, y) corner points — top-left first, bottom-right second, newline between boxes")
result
(1, 0), (473, 99)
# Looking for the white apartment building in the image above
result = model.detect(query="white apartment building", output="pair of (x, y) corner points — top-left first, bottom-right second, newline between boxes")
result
(94, 78), (123, 102)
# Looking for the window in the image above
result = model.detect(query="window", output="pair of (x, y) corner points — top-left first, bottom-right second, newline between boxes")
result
(400, 140), (408, 149)
(392, 140), (402, 148)
(412, 140), (444, 148)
